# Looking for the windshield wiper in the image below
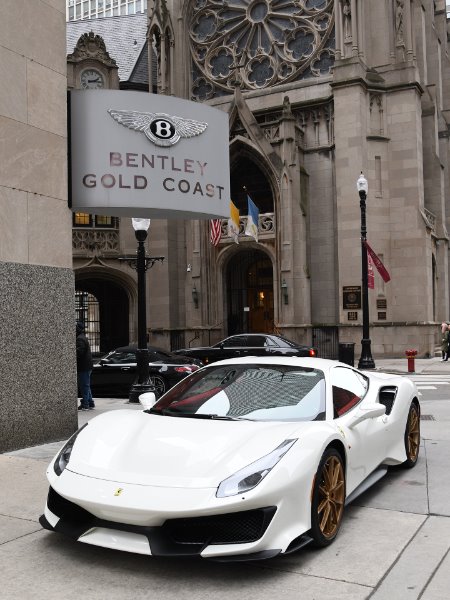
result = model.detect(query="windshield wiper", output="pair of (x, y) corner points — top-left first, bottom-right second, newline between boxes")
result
(166, 413), (237, 420)
(186, 413), (254, 421)
(148, 409), (250, 420)
(146, 407), (182, 416)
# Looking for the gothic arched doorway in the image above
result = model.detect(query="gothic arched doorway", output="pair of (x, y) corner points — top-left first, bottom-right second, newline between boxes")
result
(75, 278), (129, 354)
(226, 250), (274, 335)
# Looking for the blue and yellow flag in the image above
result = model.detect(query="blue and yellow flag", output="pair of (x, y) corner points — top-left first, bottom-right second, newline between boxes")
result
(245, 195), (259, 242)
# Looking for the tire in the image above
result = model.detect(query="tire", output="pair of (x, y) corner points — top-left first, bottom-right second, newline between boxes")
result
(149, 375), (166, 398)
(310, 448), (346, 547)
(401, 402), (420, 469)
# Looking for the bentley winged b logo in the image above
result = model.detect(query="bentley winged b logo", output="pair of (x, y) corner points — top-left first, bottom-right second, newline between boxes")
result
(107, 109), (208, 147)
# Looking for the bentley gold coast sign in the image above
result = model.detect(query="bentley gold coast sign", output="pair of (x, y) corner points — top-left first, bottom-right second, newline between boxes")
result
(69, 90), (230, 219)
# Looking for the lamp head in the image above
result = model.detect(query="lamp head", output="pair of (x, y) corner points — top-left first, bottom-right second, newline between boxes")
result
(132, 218), (150, 242)
(356, 172), (368, 198)
(132, 218), (151, 232)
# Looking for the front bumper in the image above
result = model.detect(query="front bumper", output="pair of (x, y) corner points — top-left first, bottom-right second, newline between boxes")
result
(40, 486), (279, 559)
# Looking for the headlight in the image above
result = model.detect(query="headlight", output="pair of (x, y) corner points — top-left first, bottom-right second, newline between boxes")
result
(53, 423), (88, 476)
(216, 439), (297, 498)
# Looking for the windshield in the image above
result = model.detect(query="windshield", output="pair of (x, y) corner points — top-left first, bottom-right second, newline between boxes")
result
(151, 364), (326, 421)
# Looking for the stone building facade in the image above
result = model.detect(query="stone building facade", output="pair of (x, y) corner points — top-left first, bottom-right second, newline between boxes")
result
(151, 0), (450, 359)
(69, 1), (450, 363)
(0, 0), (77, 452)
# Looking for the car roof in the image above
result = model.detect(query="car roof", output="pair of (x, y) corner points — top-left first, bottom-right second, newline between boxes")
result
(112, 345), (169, 353)
(221, 333), (308, 346)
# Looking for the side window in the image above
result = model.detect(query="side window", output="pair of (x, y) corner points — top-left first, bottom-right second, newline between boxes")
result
(330, 367), (368, 418)
(109, 352), (128, 364)
(121, 353), (136, 363)
(223, 336), (245, 347)
(248, 335), (266, 347)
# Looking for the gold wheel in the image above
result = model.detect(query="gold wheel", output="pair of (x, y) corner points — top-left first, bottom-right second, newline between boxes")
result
(316, 454), (345, 540)
(406, 404), (420, 463)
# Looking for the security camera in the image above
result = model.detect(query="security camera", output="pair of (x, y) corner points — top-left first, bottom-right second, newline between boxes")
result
(187, 264), (192, 272)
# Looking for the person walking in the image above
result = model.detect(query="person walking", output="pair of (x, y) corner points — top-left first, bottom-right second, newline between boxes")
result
(440, 322), (449, 362)
(76, 321), (95, 410)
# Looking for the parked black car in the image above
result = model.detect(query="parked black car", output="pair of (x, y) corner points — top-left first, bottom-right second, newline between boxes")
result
(173, 334), (318, 365)
(90, 345), (203, 398)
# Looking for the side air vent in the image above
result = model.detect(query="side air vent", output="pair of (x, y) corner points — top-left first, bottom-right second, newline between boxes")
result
(378, 386), (398, 415)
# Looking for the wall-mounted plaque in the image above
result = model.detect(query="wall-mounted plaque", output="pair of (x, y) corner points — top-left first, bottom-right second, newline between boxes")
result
(343, 286), (361, 310)
(376, 298), (387, 309)
(347, 311), (358, 321)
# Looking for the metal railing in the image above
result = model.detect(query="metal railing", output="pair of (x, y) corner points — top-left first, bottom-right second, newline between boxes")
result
(218, 212), (275, 242)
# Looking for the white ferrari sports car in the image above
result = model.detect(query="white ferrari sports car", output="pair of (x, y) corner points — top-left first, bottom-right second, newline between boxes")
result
(40, 357), (420, 561)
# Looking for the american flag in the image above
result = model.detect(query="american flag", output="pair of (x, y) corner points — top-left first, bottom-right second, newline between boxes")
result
(210, 219), (222, 246)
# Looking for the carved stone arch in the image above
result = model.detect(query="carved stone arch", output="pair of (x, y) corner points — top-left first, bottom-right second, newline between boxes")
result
(216, 244), (276, 335)
(75, 266), (137, 351)
(216, 242), (275, 275)
(229, 136), (279, 216)
(75, 265), (137, 302)
(230, 134), (278, 184)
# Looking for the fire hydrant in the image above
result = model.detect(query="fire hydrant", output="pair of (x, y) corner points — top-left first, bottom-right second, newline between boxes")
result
(405, 349), (418, 373)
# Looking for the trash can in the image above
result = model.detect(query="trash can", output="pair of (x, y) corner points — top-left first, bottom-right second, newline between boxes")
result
(338, 343), (355, 367)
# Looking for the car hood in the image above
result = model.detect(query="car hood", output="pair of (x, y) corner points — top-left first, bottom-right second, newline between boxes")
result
(66, 409), (309, 488)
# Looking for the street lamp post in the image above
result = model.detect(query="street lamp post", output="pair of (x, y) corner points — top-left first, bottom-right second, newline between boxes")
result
(128, 218), (158, 403)
(357, 173), (376, 370)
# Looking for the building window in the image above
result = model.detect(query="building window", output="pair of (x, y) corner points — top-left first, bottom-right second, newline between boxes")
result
(67, 0), (147, 21)
(73, 212), (92, 227)
(73, 213), (118, 228)
(95, 215), (116, 227)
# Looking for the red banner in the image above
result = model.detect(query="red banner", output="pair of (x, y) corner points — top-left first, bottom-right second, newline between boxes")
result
(368, 255), (375, 289)
(364, 241), (391, 283)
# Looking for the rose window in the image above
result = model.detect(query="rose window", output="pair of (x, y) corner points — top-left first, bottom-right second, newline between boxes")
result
(189, 0), (335, 100)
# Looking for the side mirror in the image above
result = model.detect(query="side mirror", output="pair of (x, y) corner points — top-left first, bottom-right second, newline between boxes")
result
(348, 403), (386, 429)
(139, 391), (157, 409)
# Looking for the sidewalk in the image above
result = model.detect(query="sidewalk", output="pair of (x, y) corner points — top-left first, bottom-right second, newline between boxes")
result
(1, 360), (450, 599)
(373, 355), (449, 375)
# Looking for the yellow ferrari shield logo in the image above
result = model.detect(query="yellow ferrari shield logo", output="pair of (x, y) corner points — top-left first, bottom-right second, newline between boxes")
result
(114, 488), (123, 496)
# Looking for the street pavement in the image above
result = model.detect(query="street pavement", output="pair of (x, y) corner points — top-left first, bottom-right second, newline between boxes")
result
(1, 357), (450, 599)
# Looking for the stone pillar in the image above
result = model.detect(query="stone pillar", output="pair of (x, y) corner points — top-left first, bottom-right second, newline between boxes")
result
(0, 1), (77, 451)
